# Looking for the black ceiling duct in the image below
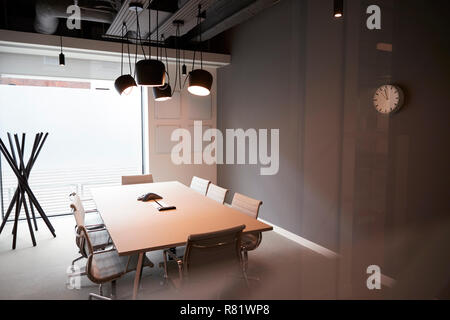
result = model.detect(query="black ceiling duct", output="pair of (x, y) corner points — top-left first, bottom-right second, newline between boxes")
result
(34, 0), (116, 34)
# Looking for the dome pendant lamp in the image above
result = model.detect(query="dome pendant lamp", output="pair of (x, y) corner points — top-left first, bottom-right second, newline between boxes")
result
(188, 69), (212, 96)
(153, 83), (172, 101)
(115, 74), (137, 95)
(334, 0), (344, 18)
(188, 4), (213, 97)
(114, 23), (137, 95)
(133, 1), (165, 87)
(153, 34), (172, 101)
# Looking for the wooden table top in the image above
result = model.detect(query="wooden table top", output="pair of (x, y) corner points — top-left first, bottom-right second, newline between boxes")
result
(91, 181), (273, 256)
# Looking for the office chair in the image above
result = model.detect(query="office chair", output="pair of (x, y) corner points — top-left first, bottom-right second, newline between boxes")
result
(190, 176), (211, 195)
(77, 225), (154, 300)
(162, 225), (247, 293)
(70, 193), (111, 274)
(121, 174), (154, 185)
(69, 192), (104, 229)
(206, 184), (229, 204)
(231, 193), (263, 273)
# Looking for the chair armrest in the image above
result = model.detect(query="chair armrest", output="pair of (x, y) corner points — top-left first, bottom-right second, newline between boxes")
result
(86, 224), (105, 231)
(86, 226), (107, 233)
(82, 199), (97, 213)
(74, 224), (106, 232)
(92, 248), (117, 255)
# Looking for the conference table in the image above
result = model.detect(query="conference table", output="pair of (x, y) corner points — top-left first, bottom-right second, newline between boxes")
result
(91, 181), (273, 299)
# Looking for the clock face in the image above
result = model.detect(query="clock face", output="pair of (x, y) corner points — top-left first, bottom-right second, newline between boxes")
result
(373, 85), (404, 114)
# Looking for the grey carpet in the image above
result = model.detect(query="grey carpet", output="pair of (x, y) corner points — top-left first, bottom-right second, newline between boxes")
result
(0, 215), (338, 300)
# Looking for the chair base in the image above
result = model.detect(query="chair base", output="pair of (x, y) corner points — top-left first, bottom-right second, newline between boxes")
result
(72, 255), (84, 266)
(68, 260), (87, 278)
(89, 282), (116, 300)
(68, 271), (87, 277)
(241, 249), (260, 284)
(89, 293), (111, 300)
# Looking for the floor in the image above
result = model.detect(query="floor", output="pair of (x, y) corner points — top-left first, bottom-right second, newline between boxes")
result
(0, 215), (339, 300)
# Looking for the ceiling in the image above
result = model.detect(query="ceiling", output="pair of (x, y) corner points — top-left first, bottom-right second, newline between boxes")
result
(0, 0), (280, 54)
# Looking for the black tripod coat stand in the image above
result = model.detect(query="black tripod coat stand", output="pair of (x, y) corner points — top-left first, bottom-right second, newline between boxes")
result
(0, 132), (56, 249)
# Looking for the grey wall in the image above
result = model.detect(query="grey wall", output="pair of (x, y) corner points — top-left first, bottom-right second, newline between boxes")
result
(218, 0), (450, 298)
(218, 0), (306, 242)
(218, 0), (344, 252)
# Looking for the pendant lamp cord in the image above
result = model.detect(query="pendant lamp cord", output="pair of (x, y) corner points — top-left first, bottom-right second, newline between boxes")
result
(199, 7), (203, 69)
(175, 24), (181, 91)
(135, 6), (147, 59)
(162, 35), (171, 89)
(148, 0), (152, 58)
(191, 5), (198, 71)
(191, 3), (203, 71)
(134, 23), (138, 78)
(120, 23), (124, 76)
(182, 44), (185, 71)
(156, 9), (159, 60)
(124, 23), (133, 75)
(60, 35), (63, 54)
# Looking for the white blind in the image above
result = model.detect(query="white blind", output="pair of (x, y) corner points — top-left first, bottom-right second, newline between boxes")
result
(0, 80), (143, 220)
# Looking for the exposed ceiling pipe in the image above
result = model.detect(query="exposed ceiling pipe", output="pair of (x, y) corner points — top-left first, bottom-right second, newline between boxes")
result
(191, 0), (281, 42)
(105, 0), (215, 41)
(34, 0), (116, 35)
(151, 0), (216, 41)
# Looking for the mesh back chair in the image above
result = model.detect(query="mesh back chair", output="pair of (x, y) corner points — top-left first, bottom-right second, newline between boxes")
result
(231, 193), (262, 220)
(121, 174), (154, 185)
(70, 193), (111, 271)
(77, 226), (154, 300)
(190, 176), (211, 195)
(162, 225), (246, 287)
(231, 193), (263, 272)
(206, 184), (229, 204)
(69, 192), (104, 229)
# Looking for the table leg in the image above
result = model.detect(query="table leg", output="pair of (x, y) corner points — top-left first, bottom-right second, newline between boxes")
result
(132, 252), (144, 300)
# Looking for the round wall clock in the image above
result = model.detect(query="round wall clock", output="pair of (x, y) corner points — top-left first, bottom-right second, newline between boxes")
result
(373, 85), (404, 114)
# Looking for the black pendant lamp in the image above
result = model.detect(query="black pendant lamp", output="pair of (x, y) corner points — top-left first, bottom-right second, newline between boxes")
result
(153, 34), (172, 101)
(188, 4), (213, 96)
(59, 36), (65, 66)
(181, 22), (187, 76)
(334, 0), (344, 18)
(133, 1), (165, 87)
(115, 23), (137, 95)
(153, 83), (172, 101)
(188, 69), (212, 96)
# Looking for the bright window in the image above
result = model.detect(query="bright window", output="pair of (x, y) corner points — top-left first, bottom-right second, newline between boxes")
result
(0, 77), (143, 219)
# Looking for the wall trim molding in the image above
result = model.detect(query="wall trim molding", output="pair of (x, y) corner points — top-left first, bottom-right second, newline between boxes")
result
(0, 29), (230, 67)
(258, 218), (340, 259)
